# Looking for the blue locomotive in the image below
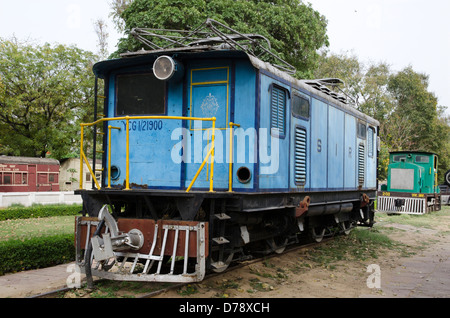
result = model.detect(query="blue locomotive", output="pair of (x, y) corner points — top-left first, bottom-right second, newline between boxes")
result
(75, 19), (380, 285)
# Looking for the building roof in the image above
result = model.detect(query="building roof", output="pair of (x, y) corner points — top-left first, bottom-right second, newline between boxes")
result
(0, 156), (60, 165)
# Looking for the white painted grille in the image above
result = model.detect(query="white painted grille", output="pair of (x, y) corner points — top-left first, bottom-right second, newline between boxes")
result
(377, 196), (427, 215)
(294, 127), (307, 185)
(358, 143), (365, 185)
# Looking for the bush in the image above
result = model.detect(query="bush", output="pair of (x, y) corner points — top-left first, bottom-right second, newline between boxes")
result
(0, 205), (80, 275)
(0, 234), (75, 275)
(0, 204), (82, 221)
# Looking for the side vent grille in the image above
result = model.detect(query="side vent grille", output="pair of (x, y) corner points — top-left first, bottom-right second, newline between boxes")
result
(358, 143), (365, 185)
(295, 127), (307, 185)
(271, 86), (286, 135)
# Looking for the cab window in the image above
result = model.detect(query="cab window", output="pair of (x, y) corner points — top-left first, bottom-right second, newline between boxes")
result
(393, 155), (406, 162)
(292, 94), (310, 119)
(116, 73), (166, 116)
(415, 156), (430, 163)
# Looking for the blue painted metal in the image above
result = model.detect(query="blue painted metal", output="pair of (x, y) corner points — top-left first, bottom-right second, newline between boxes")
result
(310, 98), (328, 190)
(327, 106), (344, 189)
(97, 51), (378, 194)
(289, 90), (310, 190)
(258, 74), (290, 190)
(344, 113), (357, 189)
(185, 64), (230, 190)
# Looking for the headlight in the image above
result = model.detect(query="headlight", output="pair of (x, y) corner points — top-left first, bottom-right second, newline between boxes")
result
(153, 56), (183, 81)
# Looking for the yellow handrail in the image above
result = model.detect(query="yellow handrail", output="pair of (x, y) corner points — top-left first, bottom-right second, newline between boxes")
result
(80, 125), (84, 189)
(210, 119), (216, 193)
(81, 150), (101, 190)
(79, 124), (101, 190)
(125, 119), (130, 190)
(186, 147), (214, 193)
(80, 115), (217, 192)
(228, 122), (241, 192)
(107, 126), (121, 189)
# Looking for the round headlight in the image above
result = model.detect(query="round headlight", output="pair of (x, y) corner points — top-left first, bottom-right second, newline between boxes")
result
(153, 56), (177, 81)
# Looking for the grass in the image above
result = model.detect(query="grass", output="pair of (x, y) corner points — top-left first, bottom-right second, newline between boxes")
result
(0, 215), (75, 242)
(62, 279), (177, 298)
(305, 206), (450, 269)
(376, 205), (450, 232)
(304, 227), (398, 269)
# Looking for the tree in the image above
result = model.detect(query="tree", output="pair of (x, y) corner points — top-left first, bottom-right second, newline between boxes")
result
(358, 62), (392, 122)
(0, 38), (97, 159)
(313, 51), (393, 122)
(387, 67), (450, 183)
(94, 19), (110, 60)
(313, 51), (363, 104)
(109, 0), (134, 32)
(387, 67), (439, 151)
(112, 0), (329, 78)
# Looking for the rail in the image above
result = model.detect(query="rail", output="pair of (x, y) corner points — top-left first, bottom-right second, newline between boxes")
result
(228, 122), (240, 192)
(79, 116), (222, 192)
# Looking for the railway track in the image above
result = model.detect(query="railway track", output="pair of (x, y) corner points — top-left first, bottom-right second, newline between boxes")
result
(30, 237), (333, 299)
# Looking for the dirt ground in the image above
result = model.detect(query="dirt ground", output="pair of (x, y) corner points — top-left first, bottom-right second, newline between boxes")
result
(1, 207), (448, 299)
(154, 207), (450, 298)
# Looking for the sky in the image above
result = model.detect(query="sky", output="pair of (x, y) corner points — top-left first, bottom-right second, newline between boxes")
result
(306, 0), (450, 115)
(0, 0), (121, 54)
(0, 0), (449, 116)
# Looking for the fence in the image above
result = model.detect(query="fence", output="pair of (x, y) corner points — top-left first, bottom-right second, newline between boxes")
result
(0, 191), (82, 208)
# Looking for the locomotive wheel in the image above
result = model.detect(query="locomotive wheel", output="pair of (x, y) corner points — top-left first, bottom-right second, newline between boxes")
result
(211, 251), (234, 273)
(340, 221), (352, 236)
(445, 170), (450, 186)
(267, 236), (288, 254)
(311, 227), (326, 243)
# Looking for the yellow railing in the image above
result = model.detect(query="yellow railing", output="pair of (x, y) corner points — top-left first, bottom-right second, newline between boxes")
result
(228, 122), (240, 192)
(107, 125), (121, 189)
(80, 116), (217, 192)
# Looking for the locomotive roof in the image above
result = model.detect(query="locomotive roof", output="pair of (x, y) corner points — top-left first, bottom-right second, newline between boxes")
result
(0, 156), (60, 165)
(390, 151), (438, 156)
(94, 49), (379, 128)
(95, 19), (380, 127)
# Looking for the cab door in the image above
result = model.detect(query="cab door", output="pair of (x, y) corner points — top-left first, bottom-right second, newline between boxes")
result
(433, 155), (439, 193)
(184, 65), (230, 190)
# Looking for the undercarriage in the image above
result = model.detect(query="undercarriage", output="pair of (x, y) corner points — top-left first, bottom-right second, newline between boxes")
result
(75, 189), (376, 286)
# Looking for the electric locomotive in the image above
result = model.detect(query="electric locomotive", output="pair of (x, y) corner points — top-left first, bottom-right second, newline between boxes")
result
(75, 19), (380, 285)
(377, 151), (441, 214)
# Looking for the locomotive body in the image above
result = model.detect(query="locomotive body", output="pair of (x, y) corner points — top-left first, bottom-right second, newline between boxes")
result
(377, 151), (441, 215)
(75, 21), (380, 285)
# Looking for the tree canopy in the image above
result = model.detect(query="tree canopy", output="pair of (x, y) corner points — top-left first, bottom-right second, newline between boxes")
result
(113, 0), (329, 78)
(0, 38), (97, 159)
(0, 1), (447, 183)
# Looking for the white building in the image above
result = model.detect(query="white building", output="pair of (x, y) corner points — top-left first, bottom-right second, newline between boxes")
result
(59, 158), (102, 191)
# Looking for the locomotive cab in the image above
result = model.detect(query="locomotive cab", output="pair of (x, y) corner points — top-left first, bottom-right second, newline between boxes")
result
(378, 151), (441, 214)
(89, 50), (263, 192)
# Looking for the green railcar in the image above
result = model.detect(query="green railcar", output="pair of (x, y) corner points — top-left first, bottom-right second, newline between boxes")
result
(377, 151), (441, 215)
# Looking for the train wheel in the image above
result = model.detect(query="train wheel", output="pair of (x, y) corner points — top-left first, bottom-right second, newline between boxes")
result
(339, 221), (352, 235)
(267, 236), (288, 254)
(445, 170), (450, 186)
(211, 252), (234, 273)
(311, 227), (326, 243)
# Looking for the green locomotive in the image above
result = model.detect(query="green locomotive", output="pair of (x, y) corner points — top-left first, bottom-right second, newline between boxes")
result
(377, 151), (441, 215)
